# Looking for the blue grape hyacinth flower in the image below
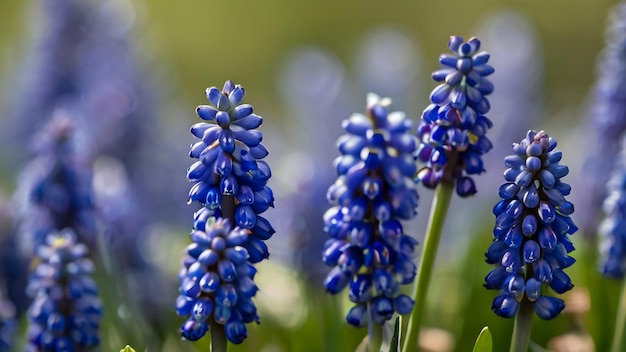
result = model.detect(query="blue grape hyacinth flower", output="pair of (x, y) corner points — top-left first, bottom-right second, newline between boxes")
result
(416, 36), (494, 197)
(485, 130), (577, 320)
(323, 93), (419, 326)
(188, 80), (275, 263)
(599, 135), (626, 278)
(178, 81), (272, 344)
(25, 230), (102, 350)
(177, 218), (259, 344)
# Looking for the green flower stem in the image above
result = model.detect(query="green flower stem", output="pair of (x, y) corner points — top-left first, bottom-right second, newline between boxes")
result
(510, 296), (533, 352)
(207, 195), (237, 352)
(402, 180), (454, 352)
(611, 277), (626, 352)
(210, 320), (228, 352)
(368, 302), (384, 352)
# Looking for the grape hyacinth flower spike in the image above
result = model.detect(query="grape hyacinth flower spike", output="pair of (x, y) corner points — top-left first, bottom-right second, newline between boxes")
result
(323, 93), (419, 349)
(416, 35), (494, 197)
(188, 80), (275, 263)
(599, 134), (626, 279)
(484, 130), (577, 352)
(26, 230), (102, 350)
(404, 35), (495, 352)
(178, 81), (274, 347)
(598, 134), (626, 352)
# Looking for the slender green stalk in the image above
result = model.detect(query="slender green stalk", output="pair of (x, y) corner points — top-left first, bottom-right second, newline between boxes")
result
(207, 195), (237, 352)
(210, 320), (228, 352)
(510, 297), (533, 352)
(402, 180), (454, 352)
(611, 277), (626, 352)
(368, 302), (384, 352)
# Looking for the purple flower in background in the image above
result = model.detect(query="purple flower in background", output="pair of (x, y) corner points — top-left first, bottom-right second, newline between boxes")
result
(579, 2), (626, 238)
(3, 0), (187, 316)
(599, 135), (626, 278)
(26, 230), (102, 350)
(14, 115), (97, 257)
(11, 116), (103, 349)
(485, 130), (577, 320)
(416, 36), (494, 197)
(355, 27), (421, 112)
(323, 94), (419, 326)
(276, 46), (351, 284)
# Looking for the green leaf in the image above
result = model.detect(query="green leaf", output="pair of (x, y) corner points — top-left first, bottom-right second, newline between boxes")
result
(472, 326), (492, 352)
(388, 316), (401, 352)
(120, 345), (137, 352)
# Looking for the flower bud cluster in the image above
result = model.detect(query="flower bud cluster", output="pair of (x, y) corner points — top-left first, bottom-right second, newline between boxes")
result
(25, 230), (102, 350)
(416, 36), (494, 197)
(178, 81), (273, 343)
(323, 94), (419, 326)
(485, 130), (577, 320)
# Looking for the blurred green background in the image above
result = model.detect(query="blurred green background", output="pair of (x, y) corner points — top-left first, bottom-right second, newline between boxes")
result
(0, 0), (616, 123)
(0, 0), (622, 351)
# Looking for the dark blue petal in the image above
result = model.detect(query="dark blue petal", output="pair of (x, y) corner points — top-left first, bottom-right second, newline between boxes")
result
(491, 294), (518, 318)
(232, 130), (262, 147)
(197, 105), (218, 121)
(523, 240), (541, 263)
(525, 278), (542, 301)
(534, 296), (565, 320)
(371, 297), (394, 324)
(243, 237), (269, 263)
(235, 205), (257, 229)
(251, 216), (274, 241)
(324, 267), (351, 294)
(346, 304), (368, 327)
(533, 259), (553, 283)
(349, 274), (372, 303)
(249, 144), (269, 159)
(224, 320), (247, 344)
(484, 265), (508, 289)
(550, 268), (573, 294)
(199, 272), (220, 292)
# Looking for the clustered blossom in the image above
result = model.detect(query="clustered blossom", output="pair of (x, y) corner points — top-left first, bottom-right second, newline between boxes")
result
(187, 81), (275, 263)
(177, 219), (259, 344)
(599, 135), (626, 278)
(25, 230), (102, 350)
(416, 36), (494, 197)
(11, 116), (103, 350)
(178, 81), (273, 343)
(14, 116), (97, 258)
(485, 130), (577, 320)
(323, 94), (419, 326)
